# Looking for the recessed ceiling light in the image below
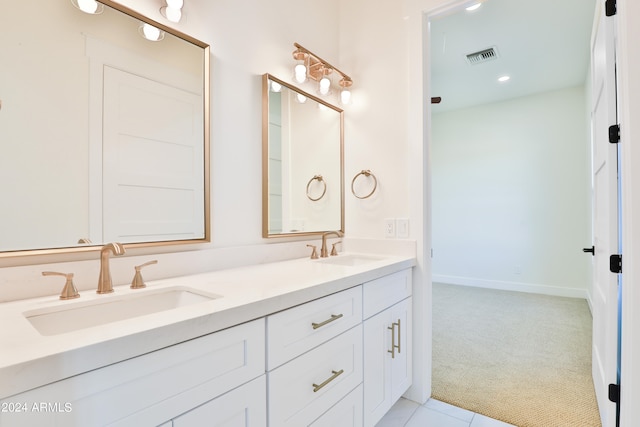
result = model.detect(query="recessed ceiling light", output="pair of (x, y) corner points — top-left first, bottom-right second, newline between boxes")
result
(466, 3), (482, 11)
(498, 75), (511, 82)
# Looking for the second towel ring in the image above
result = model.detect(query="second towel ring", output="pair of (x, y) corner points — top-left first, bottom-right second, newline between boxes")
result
(306, 175), (327, 201)
(351, 169), (378, 199)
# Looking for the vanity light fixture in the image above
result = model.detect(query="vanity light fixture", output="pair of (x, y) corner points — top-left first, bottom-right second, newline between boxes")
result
(166, 0), (184, 8)
(318, 69), (332, 96)
(339, 77), (353, 105)
(71, 0), (104, 14)
(270, 80), (282, 93)
(465, 2), (482, 11)
(291, 43), (354, 103)
(295, 93), (307, 104)
(160, 0), (184, 23)
(292, 47), (309, 84)
(139, 23), (165, 41)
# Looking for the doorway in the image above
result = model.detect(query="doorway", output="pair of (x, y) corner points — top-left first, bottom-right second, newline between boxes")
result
(427, 0), (603, 424)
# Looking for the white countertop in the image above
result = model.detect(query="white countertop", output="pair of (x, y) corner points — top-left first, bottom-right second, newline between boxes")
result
(0, 252), (415, 399)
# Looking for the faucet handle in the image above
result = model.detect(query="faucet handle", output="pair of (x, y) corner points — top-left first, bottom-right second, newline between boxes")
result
(330, 241), (342, 256)
(306, 245), (319, 260)
(130, 260), (158, 289)
(42, 271), (80, 300)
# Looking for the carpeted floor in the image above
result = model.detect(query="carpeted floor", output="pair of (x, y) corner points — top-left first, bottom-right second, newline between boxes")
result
(431, 283), (602, 427)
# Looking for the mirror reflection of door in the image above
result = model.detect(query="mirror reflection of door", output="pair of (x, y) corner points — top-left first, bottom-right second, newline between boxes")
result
(102, 67), (204, 243)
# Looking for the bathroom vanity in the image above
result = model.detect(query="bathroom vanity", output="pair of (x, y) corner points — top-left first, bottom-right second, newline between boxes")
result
(0, 253), (414, 426)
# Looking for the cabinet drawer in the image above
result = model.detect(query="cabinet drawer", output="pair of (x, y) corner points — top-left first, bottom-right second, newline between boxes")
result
(173, 375), (266, 427)
(267, 286), (362, 369)
(268, 325), (363, 427)
(363, 269), (412, 319)
(0, 319), (265, 427)
(310, 384), (363, 427)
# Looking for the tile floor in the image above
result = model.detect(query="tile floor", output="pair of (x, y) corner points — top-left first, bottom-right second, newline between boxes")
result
(377, 398), (515, 427)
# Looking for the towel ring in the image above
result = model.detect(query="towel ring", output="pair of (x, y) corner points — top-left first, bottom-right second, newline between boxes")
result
(306, 175), (327, 201)
(351, 169), (378, 199)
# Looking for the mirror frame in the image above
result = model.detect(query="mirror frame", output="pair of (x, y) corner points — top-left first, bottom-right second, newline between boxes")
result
(262, 74), (344, 238)
(0, 0), (210, 259)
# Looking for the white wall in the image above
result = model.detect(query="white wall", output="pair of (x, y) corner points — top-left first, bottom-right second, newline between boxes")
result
(0, 0), (414, 301)
(431, 86), (592, 297)
(0, 0), (343, 289)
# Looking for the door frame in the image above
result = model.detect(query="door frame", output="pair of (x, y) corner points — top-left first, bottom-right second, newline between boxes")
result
(403, 0), (640, 424)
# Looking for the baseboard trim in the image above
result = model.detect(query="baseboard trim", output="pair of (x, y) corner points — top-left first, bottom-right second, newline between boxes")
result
(432, 274), (588, 299)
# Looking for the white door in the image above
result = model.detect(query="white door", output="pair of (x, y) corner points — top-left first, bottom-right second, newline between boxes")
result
(102, 66), (204, 243)
(590, 2), (619, 426)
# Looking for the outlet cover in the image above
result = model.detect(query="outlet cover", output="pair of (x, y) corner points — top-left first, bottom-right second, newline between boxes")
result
(384, 219), (396, 238)
(396, 218), (409, 238)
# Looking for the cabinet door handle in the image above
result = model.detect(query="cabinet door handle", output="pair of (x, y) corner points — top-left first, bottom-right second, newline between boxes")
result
(387, 323), (396, 359)
(312, 369), (344, 392)
(312, 313), (343, 330)
(396, 319), (402, 354)
(388, 319), (401, 359)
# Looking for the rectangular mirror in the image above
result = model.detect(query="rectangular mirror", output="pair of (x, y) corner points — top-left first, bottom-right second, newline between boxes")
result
(262, 74), (344, 237)
(0, 0), (210, 257)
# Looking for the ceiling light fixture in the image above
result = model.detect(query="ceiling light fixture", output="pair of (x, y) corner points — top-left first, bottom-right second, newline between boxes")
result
(291, 42), (354, 104)
(498, 75), (511, 82)
(71, 0), (104, 14)
(160, 0), (184, 23)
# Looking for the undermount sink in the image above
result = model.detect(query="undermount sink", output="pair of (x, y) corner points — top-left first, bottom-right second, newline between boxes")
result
(24, 287), (220, 336)
(318, 254), (385, 266)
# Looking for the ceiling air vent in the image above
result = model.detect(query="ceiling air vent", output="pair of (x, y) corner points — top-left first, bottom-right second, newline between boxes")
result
(465, 47), (499, 65)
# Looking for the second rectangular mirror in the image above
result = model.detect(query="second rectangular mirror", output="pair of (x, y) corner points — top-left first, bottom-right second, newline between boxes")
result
(262, 74), (344, 237)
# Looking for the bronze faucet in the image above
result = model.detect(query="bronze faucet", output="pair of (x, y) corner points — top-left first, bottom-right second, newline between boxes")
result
(320, 231), (343, 258)
(97, 242), (126, 294)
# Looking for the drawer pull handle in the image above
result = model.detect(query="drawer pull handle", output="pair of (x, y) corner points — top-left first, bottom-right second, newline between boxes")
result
(388, 323), (396, 358)
(387, 319), (401, 359)
(312, 313), (343, 330)
(312, 369), (344, 392)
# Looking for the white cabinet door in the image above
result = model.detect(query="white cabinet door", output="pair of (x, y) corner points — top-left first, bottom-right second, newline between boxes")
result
(173, 376), (266, 427)
(363, 308), (393, 426)
(390, 298), (412, 401)
(363, 298), (412, 427)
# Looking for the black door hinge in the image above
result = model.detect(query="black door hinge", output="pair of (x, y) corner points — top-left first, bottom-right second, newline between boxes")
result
(606, 0), (617, 16)
(609, 124), (620, 143)
(610, 254), (622, 273)
(609, 383), (620, 403)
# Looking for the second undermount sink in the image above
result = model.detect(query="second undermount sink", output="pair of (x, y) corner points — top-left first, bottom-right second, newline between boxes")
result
(24, 287), (220, 336)
(318, 254), (385, 266)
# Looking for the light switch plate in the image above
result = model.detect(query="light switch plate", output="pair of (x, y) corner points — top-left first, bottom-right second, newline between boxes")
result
(396, 218), (409, 238)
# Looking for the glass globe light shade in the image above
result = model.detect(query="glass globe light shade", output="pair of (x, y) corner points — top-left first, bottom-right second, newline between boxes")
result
(294, 64), (307, 84)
